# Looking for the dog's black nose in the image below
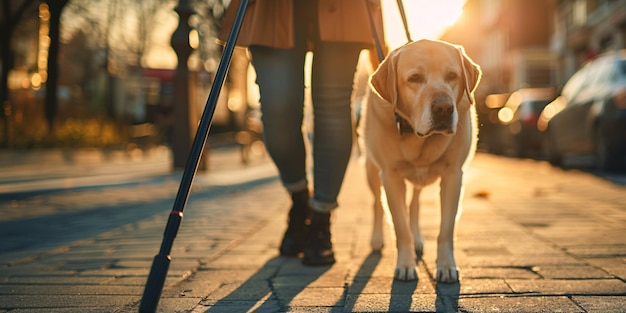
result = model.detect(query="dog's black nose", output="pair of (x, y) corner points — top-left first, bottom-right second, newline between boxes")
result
(431, 98), (454, 131)
(432, 100), (454, 118)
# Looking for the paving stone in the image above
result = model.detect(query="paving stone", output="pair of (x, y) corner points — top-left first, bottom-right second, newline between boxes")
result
(457, 279), (513, 295)
(277, 287), (346, 307)
(0, 284), (142, 295)
(532, 264), (613, 279)
(461, 266), (541, 279)
(564, 244), (626, 258)
(506, 278), (626, 295)
(0, 276), (112, 285)
(273, 272), (348, 289)
(457, 296), (584, 313)
(1, 308), (116, 313)
(454, 254), (586, 268)
(0, 294), (137, 309)
(146, 296), (205, 313)
(202, 279), (272, 302)
(346, 293), (438, 313)
(190, 300), (282, 313)
(571, 295), (626, 313)
(282, 307), (339, 313)
(583, 257), (626, 280)
(347, 276), (435, 294)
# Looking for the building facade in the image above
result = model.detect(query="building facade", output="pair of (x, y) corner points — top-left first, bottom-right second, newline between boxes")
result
(441, 0), (626, 97)
(440, 0), (556, 100)
(551, 0), (626, 87)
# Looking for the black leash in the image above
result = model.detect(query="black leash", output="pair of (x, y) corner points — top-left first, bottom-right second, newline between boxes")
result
(365, 0), (414, 135)
(396, 0), (413, 43)
(365, 0), (412, 63)
(138, 0), (249, 311)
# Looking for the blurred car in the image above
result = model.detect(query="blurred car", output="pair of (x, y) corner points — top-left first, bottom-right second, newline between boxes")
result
(495, 88), (554, 157)
(539, 50), (626, 171)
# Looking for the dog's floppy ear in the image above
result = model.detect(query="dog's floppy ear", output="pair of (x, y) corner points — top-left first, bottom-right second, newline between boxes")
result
(369, 46), (401, 105)
(458, 46), (482, 105)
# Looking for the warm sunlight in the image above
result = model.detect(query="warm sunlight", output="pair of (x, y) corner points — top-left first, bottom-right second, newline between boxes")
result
(145, 0), (468, 69)
(382, 0), (466, 49)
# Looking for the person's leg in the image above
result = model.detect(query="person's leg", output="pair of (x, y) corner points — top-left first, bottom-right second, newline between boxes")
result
(310, 42), (363, 212)
(248, 45), (308, 192)
(248, 39), (309, 257)
(302, 42), (363, 265)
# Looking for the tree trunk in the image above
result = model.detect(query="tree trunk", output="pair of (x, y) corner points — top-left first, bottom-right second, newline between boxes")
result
(44, 0), (69, 135)
(0, 37), (13, 147)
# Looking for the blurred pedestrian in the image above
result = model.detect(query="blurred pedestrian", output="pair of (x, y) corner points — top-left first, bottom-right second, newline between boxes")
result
(219, 0), (385, 266)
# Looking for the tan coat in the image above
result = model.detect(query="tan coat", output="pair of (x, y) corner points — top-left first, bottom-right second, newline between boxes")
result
(219, 0), (385, 51)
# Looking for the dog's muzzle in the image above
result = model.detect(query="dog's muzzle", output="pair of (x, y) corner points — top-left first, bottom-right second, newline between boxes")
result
(431, 98), (455, 134)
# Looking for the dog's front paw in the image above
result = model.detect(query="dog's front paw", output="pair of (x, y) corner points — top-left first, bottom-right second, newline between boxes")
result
(395, 248), (418, 281)
(436, 242), (458, 283)
(395, 265), (418, 281)
(436, 267), (459, 283)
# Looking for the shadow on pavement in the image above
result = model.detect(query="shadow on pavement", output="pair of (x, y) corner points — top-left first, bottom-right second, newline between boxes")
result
(343, 252), (420, 312)
(436, 282), (460, 312)
(344, 251), (459, 312)
(345, 252), (382, 309)
(0, 176), (278, 265)
(390, 278), (419, 312)
(200, 256), (331, 312)
(0, 198), (173, 263)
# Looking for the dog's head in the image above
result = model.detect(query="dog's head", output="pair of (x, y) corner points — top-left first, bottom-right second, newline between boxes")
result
(370, 39), (481, 137)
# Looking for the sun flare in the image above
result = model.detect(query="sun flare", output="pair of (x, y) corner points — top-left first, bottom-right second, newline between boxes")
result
(382, 0), (466, 49)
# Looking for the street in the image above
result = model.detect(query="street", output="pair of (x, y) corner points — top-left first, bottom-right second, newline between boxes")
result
(0, 147), (624, 312)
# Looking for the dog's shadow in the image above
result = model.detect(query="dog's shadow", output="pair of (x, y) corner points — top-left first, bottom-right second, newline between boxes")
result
(344, 252), (418, 312)
(435, 280), (461, 312)
(346, 252), (461, 312)
(390, 274), (419, 312)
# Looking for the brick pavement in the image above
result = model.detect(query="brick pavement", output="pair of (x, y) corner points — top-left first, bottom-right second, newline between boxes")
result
(0, 148), (624, 312)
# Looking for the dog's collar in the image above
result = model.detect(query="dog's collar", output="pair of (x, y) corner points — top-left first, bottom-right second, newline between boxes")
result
(394, 112), (414, 135)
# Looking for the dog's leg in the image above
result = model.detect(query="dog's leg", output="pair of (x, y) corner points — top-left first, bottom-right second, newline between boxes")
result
(366, 158), (384, 252)
(409, 186), (424, 261)
(382, 174), (418, 281)
(437, 170), (463, 283)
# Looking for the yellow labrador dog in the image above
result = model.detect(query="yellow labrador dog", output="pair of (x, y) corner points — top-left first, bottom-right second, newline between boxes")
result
(362, 39), (481, 282)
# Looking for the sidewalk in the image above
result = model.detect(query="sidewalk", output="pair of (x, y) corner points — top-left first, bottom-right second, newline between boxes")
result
(0, 148), (624, 312)
(0, 144), (259, 196)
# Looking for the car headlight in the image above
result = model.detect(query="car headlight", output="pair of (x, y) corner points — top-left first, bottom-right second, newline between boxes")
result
(498, 107), (514, 124)
(537, 96), (567, 132)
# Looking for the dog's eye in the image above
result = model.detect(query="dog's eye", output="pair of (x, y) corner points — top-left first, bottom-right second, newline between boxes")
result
(446, 72), (459, 81)
(408, 73), (426, 84)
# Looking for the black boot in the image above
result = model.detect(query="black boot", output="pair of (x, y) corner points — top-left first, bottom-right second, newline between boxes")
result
(302, 211), (335, 266)
(279, 190), (311, 256)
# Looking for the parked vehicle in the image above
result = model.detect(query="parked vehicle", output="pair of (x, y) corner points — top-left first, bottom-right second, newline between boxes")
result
(494, 88), (554, 157)
(540, 50), (626, 171)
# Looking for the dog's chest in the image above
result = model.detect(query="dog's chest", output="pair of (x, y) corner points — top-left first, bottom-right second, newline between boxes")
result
(394, 162), (440, 186)
(394, 136), (450, 185)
